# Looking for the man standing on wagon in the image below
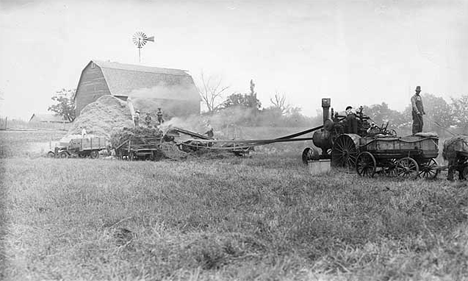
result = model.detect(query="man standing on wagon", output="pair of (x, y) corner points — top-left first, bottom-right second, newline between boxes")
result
(411, 86), (425, 135)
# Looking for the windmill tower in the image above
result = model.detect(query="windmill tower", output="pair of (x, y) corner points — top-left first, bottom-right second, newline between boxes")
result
(132, 31), (154, 63)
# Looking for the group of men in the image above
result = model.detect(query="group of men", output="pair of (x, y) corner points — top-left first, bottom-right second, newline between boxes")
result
(133, 108), (164, 127)
(343, 86), (426, 135)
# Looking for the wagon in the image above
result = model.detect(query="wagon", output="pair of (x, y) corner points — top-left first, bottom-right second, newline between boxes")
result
(349, 133), (440, 178)
(114, 136), (162, 161)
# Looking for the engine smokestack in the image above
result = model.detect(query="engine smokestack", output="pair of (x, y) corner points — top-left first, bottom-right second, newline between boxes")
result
(322, 98), (331, 124)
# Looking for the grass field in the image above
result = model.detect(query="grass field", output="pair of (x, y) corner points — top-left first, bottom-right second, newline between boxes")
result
(1, 130), (468, 280)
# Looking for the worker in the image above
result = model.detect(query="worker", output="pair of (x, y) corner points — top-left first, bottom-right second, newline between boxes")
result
(134, 110), (140, 127)
(411, 86), (425, 135)
(204, 121), (214, 139)
(145, 112), (152, 127)
(157, 108), (164, 125)
(345, 106), (358, 134)
(81, 126), (87, 138)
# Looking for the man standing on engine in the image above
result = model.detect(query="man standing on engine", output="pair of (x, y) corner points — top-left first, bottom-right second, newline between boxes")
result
(345, 106), (358, 134)
(411, 86), (425, 135)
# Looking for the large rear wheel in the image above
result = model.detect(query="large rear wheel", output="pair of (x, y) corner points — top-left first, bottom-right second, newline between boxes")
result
(331, 134), (359, 168)
(356, 151), (376, 177)
(396, 157), (419, 178)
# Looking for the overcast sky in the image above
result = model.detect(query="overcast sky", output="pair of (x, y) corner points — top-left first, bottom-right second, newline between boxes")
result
(0, 0), (467, 120)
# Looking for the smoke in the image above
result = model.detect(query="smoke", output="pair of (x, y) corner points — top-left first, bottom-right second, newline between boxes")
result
(129, 81), (199, 102)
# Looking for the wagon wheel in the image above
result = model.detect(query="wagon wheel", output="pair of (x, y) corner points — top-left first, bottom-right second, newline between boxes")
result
(418, 158), (439, 179)
(331, 135), (359, 168)
(90, 151), (99, 159)
(383, 159), (398, 177)
(356, 151), (377, 177)
(47, 151), (55, 158)
(59, 151), (69, 158)
(462, 166), (468, 179)
(395, 157), (419, 178)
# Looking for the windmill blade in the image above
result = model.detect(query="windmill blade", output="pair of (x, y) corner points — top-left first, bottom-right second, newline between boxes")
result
(146, 36), (155, 42)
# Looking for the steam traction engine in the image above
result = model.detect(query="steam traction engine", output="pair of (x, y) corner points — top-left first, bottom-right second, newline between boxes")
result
(303, 98), (374, 167)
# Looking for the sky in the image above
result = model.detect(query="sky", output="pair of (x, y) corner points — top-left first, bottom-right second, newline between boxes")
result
(0, 0), (467, 120)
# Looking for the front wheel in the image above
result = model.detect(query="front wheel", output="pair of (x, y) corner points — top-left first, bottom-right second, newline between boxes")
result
(302, 147), (320, 164)
(356, 151), (376, 177)
(47, 151), (55, 158)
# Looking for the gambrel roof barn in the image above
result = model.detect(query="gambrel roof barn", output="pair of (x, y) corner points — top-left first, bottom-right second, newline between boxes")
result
(74, 60), (200, 117)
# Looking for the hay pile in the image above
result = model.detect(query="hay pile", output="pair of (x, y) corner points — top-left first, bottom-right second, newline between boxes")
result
(66, 96), (134, 138)
(110, 127), (163, 149)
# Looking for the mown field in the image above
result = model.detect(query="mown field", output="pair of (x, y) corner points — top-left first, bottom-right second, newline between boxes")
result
(1, 130), (468, 280)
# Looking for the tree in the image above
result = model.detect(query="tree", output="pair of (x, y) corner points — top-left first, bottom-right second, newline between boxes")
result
(420, 94), (454, 135)
(362, 102), (406, 129)
(451, 95), (468, 132)
(269, 92), (291, 115)
(221, 80), (261, 110)
(197, 72), (230, 113)
(48, 88), (76, 122)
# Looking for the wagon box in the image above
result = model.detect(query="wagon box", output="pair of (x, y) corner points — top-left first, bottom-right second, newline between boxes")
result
(69, 137), (107, 151)
(361, 134), (439, 159)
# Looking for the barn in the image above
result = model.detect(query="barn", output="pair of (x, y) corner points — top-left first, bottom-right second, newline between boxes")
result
(74, 60), (200, 117)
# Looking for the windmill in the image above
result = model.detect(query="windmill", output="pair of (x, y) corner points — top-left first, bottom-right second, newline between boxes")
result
(132, 31), (154, 63)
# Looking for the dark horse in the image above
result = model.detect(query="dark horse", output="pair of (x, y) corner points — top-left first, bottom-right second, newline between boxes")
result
(443, 135), (468, 181)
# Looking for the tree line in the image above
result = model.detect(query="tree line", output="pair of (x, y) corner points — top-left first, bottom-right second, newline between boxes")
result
(48, 76), (467, 137)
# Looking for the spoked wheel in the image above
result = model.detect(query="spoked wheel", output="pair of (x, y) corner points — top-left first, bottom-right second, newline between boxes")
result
(396, 157), (419, 178)
(302, 147), (320, 165)
(356, 151), (377, 177)
(331, 135), (359, 168)
(383, 159), (398, 177)
(419, 158), (439, 179)
(47, 151), (55, 158)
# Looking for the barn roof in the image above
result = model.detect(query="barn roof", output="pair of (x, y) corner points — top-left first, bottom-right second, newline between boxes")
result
(93, 60), (189, 76)
(89, 60), (199, 100)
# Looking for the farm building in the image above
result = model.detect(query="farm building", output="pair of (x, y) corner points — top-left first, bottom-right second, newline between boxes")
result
(29, 113), (71, 130)
(29, 113), (70, 123)
(74, 60), (200, 117)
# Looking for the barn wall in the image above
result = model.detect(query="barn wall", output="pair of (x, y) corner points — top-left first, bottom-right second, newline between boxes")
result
(75, 63), (111, 116)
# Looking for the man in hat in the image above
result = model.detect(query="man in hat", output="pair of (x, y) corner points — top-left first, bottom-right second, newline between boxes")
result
(345, 106), (358, 134)
(411, 86), (425, 135)
(157, 108), (164, 125)
(134, 110), (140, 127)
(145, 112), (152, 127)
